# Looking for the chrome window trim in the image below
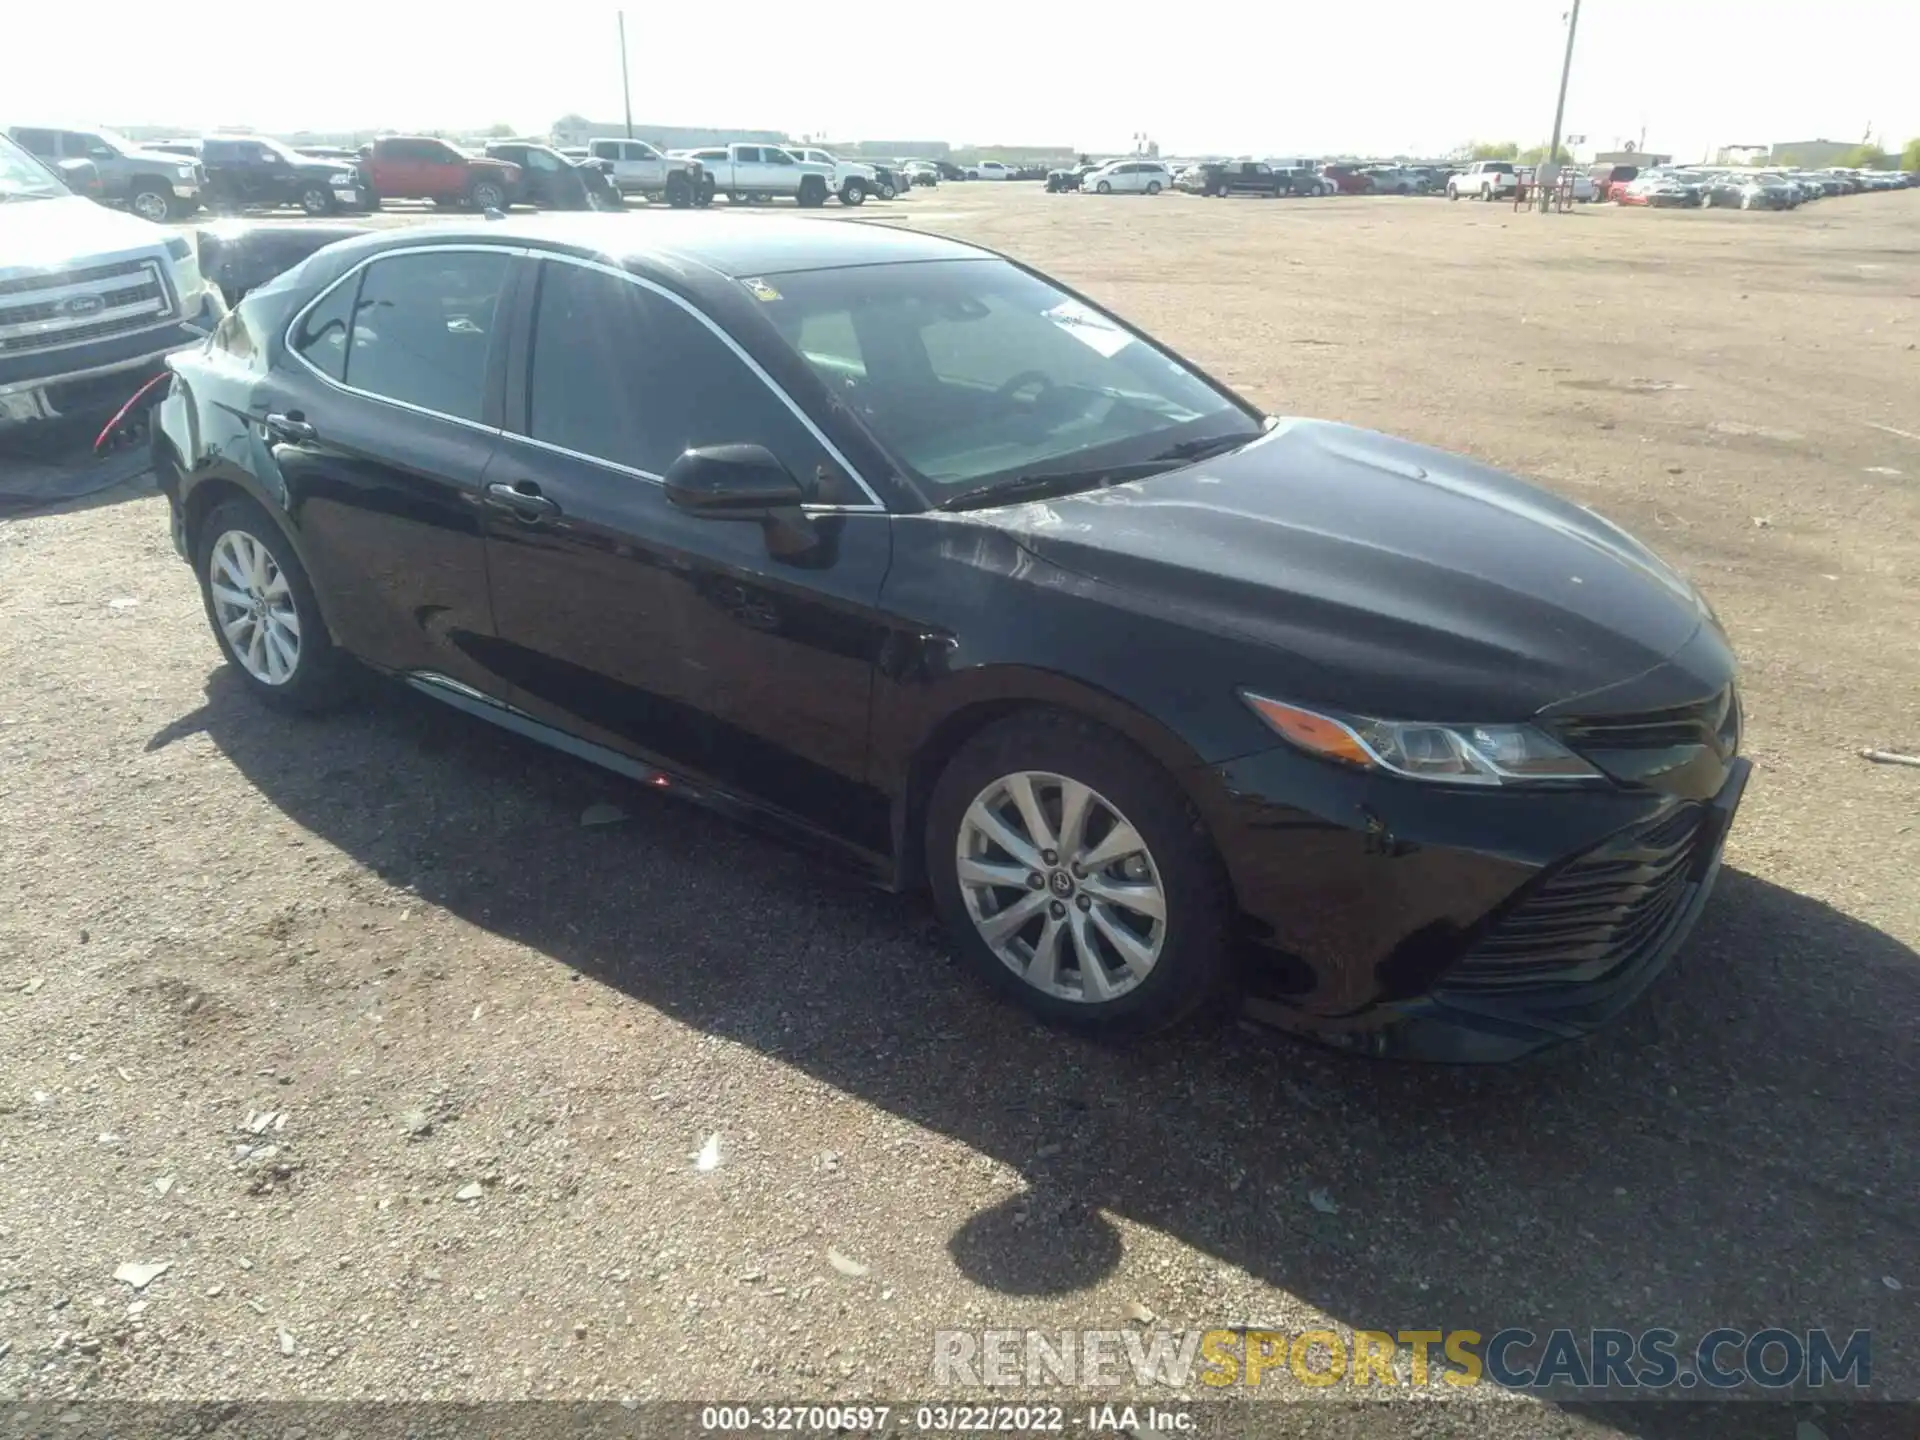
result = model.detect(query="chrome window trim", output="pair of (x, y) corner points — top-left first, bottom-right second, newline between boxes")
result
(282, 242), (530, 437)
(496, 429), (884, 516)
(529, 252), (886, 512)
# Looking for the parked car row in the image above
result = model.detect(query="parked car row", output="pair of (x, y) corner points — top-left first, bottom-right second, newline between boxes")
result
(6, 125), (944, 222)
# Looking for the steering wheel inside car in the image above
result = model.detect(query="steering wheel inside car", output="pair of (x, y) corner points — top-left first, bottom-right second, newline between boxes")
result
(994, 370), (1056, 405)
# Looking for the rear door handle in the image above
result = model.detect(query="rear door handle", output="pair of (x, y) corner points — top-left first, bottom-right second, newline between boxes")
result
(263, 412), (316, 442)
(484, 480), (560, 518)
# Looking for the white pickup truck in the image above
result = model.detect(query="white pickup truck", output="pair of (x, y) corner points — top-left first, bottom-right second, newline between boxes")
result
(0, 133), (224, 436)
(675, 144), (833, 207)
(1446, 160), (1519, 201)
(584, 138), (711, 207)
(782, 146), (886, 204)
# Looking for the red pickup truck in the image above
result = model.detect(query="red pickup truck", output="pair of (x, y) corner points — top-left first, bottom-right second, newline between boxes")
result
(360, 136), (522, 210)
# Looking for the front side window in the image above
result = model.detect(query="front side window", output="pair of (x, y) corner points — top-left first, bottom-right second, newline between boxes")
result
(333, 250), (510, 421)
(756, 258), (1259, 499)
(525, 261), (842, 497)
(734, 147), (761, 163)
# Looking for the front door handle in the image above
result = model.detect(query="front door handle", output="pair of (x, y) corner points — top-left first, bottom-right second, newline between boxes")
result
(263, 412), (316, 442)
(484, 480), (560, 519)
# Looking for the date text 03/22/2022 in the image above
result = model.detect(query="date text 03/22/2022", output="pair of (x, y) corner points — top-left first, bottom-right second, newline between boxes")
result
(697, 1404), (1192, 1432)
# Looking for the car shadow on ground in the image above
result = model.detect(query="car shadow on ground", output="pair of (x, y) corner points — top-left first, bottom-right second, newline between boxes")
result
(159, 670), (1920, 1425)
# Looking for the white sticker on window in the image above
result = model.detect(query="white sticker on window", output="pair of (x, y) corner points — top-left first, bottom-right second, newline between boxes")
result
(1044, 299), (1133, 358)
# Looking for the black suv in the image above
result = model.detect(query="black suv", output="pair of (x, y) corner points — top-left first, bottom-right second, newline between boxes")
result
(200, 136), (374, 216)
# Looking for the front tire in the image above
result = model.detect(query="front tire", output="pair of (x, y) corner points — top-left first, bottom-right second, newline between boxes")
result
(666, 173), (692, 208)
(196, 498), (347, 714)
(469, 179), (506, 211)
(298, 185), (334, 217)
(840, 178), (868, 206)
(129, 184), (173, 224)
(1095, 180), (1112, 194)
(926, 712), (1233, 1035)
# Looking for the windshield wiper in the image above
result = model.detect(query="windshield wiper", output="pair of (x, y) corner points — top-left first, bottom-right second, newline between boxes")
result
(936, 467), (1122, 512)
(1149, 431), (1258, 464)
(936, 432), (1261, 513)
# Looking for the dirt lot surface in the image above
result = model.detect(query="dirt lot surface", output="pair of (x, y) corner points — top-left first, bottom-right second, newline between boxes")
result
(2, 186), (1917, 1433)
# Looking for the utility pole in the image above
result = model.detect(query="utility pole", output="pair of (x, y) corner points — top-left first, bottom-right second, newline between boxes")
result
(1541, 0), (1582, 211)
(618, 10), (634, 139)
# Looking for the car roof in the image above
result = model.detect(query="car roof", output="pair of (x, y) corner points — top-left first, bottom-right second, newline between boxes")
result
(332, 212), (991, 279)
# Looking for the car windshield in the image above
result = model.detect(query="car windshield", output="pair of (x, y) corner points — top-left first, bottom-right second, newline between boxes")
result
(755, 258), (1262, 503)
(0, 136), (68, 200)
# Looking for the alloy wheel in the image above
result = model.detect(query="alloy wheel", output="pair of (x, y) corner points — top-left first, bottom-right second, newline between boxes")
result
(956, 771), (1166, 1004)
(131, 189), (171, 223)
(208, 530), (301, 685)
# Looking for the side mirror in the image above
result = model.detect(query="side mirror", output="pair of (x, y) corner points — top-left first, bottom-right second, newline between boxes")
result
(664, 444), (806, 515)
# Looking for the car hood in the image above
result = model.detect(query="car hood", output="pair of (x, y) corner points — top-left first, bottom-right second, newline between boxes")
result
(969, 419), (1728, 722)
(0, 195), (172, 275)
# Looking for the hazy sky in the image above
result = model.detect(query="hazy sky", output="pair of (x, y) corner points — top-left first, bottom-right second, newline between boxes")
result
(13, 0), (1918, 160)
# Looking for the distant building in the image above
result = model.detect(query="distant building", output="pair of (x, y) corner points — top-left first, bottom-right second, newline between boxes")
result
(1592, 148), (1671, 168)
(949, 143), (1079, 167)
(834, 140), (952, 160)
(1767, 138), (1858, 167)
(550, 116), (788, 150)
(1716, 144), (1770, 166)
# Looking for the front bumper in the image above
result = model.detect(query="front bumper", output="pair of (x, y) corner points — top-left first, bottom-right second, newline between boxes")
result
(1204, 738), (1750, 1062)
(0, 293), (221, 433)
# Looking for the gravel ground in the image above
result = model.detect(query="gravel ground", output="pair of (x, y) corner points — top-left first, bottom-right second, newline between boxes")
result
(1, 185), (1916, 1435)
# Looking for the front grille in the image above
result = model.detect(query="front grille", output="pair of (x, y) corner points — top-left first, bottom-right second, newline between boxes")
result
(1553, 687), (1739, 756)
(1446, 804), (1708, 993)
(0, 258), (175, 357)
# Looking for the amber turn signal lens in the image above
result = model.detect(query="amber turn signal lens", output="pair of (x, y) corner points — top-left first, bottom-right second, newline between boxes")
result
(1241, 695), (1376, 768)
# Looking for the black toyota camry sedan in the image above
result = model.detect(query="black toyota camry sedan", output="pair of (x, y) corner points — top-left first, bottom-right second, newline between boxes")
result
(150, 214), (1745, 1061)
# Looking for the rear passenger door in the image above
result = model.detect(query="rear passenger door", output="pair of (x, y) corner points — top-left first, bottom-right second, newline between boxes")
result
(478, 256), (896, 844)
(261, 244), (516, 689)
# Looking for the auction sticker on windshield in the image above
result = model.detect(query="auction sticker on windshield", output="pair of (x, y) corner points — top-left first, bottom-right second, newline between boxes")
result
(1045, 299), (1133, 358)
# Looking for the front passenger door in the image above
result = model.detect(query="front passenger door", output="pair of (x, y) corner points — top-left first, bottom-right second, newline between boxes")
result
(479, 258), (895, 844)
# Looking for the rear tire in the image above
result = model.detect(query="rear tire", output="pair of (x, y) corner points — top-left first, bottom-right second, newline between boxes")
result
(196, 498), (348, 714)
(798, 176), (828, 208)
(1145, 180), (1161, 195)
(926, 711), (1234, 1036)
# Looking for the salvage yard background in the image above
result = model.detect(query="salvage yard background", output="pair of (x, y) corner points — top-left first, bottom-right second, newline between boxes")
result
(1, 185), (1916, 1422)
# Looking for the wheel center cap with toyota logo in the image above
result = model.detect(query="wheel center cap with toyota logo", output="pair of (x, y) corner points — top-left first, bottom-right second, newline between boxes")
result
(1048, 870), (1075, 898)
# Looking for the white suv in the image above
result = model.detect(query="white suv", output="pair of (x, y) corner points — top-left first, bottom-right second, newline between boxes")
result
(967, 160), (1012, 180)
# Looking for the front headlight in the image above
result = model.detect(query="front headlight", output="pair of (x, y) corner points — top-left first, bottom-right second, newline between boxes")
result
(1241, 693), (1603, 786)
(329, 171), (356, 185)
(175, 164), (196, 179)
